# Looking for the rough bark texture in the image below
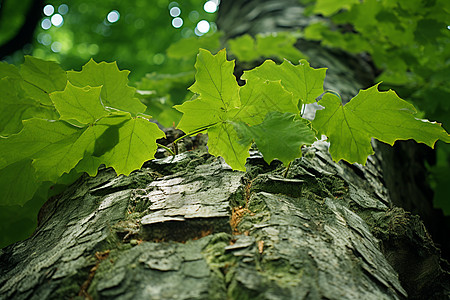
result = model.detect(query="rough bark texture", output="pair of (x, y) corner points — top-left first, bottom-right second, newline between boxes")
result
(215, 0), (450, 261)
(1, 143), (448, 299)
(1, 0), (450, 299)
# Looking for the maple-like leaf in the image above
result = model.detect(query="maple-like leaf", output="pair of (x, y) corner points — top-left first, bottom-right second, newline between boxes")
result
(313, 84), (450, 164)
(67, 59), (146, 115)
(175, 49), (248, 170)
(166, 33), (222, 60)
(0, 61), (21, 80)
(233, 78), (298, 125)
(0, 78), (38, 135)
(175, 49), (299, 171)
(235, 111), (317, 166)
(0, 113), (164, 200)
(228, 32), (306, 63)
(50, 82), (108, 124)
(242, 59), (326, 106)
(93, 115), (166, 176)
(0, 58), (61, 135)
(20, 56), (67, 94)
(188, 48), (240, 110)
(0, 57), (166, 207)
(0, 119), (85, 182)
(207, 122), (252, 171)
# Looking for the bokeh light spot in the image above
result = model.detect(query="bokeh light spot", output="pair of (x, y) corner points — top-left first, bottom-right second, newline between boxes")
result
(58, 4), (69, 15)
(170, 7), (181, 17)
(88, 44), (99, 55)
(203, 1), (217, 13)
(107, 10), (120, 23)
(189, 11), (199, 22)
(78, 3), (89, 13)
(43, 5), (54, 16)
(134, 18), (145, 29)
(51, 14), (63, 27)
(41, 18), (52, 30)
(77, 43), (87, 54)
(153, 53), (165, 65)
(181, 28), (194, 38)
(172, 17), (183, 28)
(37, 33), (52, 45)
(168, 2), (179, 9)
(51, 42), (62, 52)
(196, 20), (210, 34)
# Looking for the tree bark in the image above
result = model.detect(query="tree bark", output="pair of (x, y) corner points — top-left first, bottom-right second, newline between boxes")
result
(1, 1), (449, 299)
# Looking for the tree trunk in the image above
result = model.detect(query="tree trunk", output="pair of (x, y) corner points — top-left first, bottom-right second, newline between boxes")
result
(1, 1), (449, 299)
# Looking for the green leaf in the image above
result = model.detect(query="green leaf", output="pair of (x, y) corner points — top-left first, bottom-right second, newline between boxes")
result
(137, 71), (194, 96)
(175, 96), (250, 170)
(242, 59), (326, 105)
(0, 159), (39, 206)
(0, 59), (61, 133)
(303, 22), (327, 41)
(0, 119), (86, 181)
(0, 78), (38, 135)
(136, 71), (194, 127)
(234, 79), (298, 125)
(167, 33), (222, 60)
(189, 48), (240, 110)
(207, 122), (252, 171)
(73, 113), (165, 176)
(313, 0), (359, 16)
(235, 112), (316, 166)
(175, 49), (302, 171)
(0, 112), (165, 195)
(50, 82), (108, 124)
(175, 97), (223, 133)
(67, 59), (146, 115)
(313, 84), (450, 164)
(174, 49), (241, 155)
(227, 34), (257, 61)
(72, 113), (131, 176)
(91, 115), (166, 175)
(0, 61), (21, 80)
(228, 32), (306, 62)
(175, 49), (247, 170)
(0, 181), (52, 248)
(414, 19), (447, 44)
(20, 56), (67, 93)
(255, 33), (306, 62)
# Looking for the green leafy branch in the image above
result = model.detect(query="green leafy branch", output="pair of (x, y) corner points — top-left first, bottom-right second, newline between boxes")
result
(0, 57), (165, 206)
(0, 49), (449, 220)
(175, 48), (449, 169)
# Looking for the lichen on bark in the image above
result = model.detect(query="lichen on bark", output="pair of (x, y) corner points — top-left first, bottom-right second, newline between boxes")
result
(1, 141), (435, 300)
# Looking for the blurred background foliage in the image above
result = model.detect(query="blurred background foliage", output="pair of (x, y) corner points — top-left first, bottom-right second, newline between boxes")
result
(0, 0), (222, 247)
(1, 0), (218, 81)
(301, 0), (450, 216)
(0, 0), (449, 248)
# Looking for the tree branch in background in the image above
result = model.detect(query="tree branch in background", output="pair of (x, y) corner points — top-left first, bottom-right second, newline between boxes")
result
(0, 0), (44, 59)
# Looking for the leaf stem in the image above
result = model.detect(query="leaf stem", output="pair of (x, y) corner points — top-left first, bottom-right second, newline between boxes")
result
(23, 79), (48, 94)
(157, 143), (175, 156)
(283, 161), (292, 178)
(171, 123), (217, 154)
(316, 90), (342, 103)
(172, 123), (216, 145)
